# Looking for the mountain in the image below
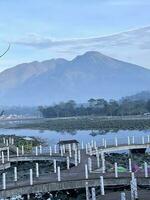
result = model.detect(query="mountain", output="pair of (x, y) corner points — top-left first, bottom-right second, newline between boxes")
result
(123, 91), (150, 102)
(1, 51), (150, 105)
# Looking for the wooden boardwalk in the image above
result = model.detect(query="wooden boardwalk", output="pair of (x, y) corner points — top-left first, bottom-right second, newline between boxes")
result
(0, 137), (150, 198)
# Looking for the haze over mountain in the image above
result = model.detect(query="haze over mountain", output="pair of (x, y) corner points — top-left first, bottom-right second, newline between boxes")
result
(0, 51), (150, 106)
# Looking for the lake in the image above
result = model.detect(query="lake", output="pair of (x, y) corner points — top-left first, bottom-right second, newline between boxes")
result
(0, 128), (150, 146)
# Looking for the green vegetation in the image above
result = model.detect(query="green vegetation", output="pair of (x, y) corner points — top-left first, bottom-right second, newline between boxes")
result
(38, 99), (150, 118)
(0, 135), (41, 151)
(13, 116), (150, 132)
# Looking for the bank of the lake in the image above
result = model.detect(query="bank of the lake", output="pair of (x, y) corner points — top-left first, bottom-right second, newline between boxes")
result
(5, 116), (150, 132)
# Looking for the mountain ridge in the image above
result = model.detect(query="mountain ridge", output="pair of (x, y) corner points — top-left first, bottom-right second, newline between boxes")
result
(0, 51), (150, 106)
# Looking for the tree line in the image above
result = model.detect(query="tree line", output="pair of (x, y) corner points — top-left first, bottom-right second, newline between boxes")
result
(38, 98), (150, 118)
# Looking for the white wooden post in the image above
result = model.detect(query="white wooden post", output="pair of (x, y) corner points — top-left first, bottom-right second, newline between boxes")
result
(7, 147), (10, 162)
(78, 149), (81, 163)
(35, 146), (38, 156)
(91, 140), (94, 148)
(85, 182), (89, 200)
(132, 136), (135, 144)
(148, 135), (150, 143)
(128, 136), (130, 145)
(144, 162), (148, 177)
(129, 158), (132, 172)
(11, 137), (14, 145)
(6, 139), (8, 146)
(102, 138), (105, 147)
(85, 164), (88, 179)
(81, 141), (84, 150)
(74, 149), (78, 166)
(85, 144), (88, 154)
(115, 162), (118, 178)
(21, 145), (24, 155)
(96, 152), (100, 168)
(9, 137), (11, 145)
(88, 157), (92, 172)
(100, 176), (105, 195)
(62, 144), (65, 154)
(142, 136), (145, 145)
(131, 172), (135, 181)
(130, 178), (138, 200)
(104, 140), (107, 148)
(16, 147), (19, 157)
(36, 163), (39, 178)
(2, 173), (6, 190)
(30, 169), (33, 185)
(14, 167), (17, 182)
(91, 188), (96, 200)
(60, 146), (63, 156)
(53, 159), (57, 173)
(67, 156), (70, 170)
(57, 166), (61, 181)
(89, 144), (92, 156)
(3, 137), (6, 144)
(49, 146), (52, 156)
(115, 137), (118, 147)
(54, 145), (57, 154)
(69, 144), (72, 157)
(39, 145), (42, 154)
(121, 192), (126, 200)
(94, 141), (97, 150)
(2, 151), (4, 164)
(101, 153), (105, 173)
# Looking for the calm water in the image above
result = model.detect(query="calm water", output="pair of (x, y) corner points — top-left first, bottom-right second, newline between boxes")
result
(0, 128), (150, 146)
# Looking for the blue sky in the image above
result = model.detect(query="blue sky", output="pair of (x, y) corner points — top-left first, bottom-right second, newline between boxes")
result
(0, 0), (150, 71)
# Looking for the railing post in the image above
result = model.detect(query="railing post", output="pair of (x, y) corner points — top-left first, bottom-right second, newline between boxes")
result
(78, 149), (81, 163)
(53, 159), (57, 173)
(2, 151), (4, 164)
(69, 144), (72, 157)
(104, 140), (107, 148)
(2, 173), (6, 190)
(7, 147), (10, 162)
(142, 136), (145, 145)
(115, 137), (118, 147)
(35, 146), (38, 156)
(129, 158), (132, 173)
(101, 152), (105, 173)
(88, 157), (92, 172)
(115, 162), (118, 178)
(30, 169), (33, 185)
(67, 156), (70, 170)
(39, 145), (42, 154)
(54, 145), (57, 154)
(85, 164), (88, 179)
(81, 141), (84, 150)
(57, 166), (61, 181)
(128, 136), (130, 145)
(144, 162), (148, 178)
(85, 144), (88, 154)
(14, 167), (17, 182)
(85, 181), (89, 200)
(91, 188), (96, 200)
(36, 163), (39, 178)
(49, 146), (52, 156)
(121, 192), (126, 200)
(148, 135), (150, 143)
(21, 145), (24, 155)
(132, 136), (135, 144)
(100, 176), (105, 195)
(16, 147), (19, 157)
(96, 151), (100, 168)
